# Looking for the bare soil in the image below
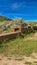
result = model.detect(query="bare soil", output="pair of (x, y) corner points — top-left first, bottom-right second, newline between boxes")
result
(0, 53), (37, 65)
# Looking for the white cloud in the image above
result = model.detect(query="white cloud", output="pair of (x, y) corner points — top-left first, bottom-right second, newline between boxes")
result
(11, 1), (37, 9)
(11, 2), (26, 9)
(12, 3), (20, 9)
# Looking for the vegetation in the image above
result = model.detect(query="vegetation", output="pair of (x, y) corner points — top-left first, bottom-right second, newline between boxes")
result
(25, 61), (32, 65)
(0, 16), (37, 57)
(0, 16), (12, 21)
(0, 16), (37, 33)
(0, 33), (37, 56)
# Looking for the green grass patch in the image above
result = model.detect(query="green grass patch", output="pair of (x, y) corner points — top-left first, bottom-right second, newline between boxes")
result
(0, 36), (37, 56)
(25, 61), (32, 65)
(34, 61), (37, 63)
(15, 57), (24, 61)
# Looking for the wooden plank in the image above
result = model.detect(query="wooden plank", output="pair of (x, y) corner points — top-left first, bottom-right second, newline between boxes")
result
(0, 31), (21, 40)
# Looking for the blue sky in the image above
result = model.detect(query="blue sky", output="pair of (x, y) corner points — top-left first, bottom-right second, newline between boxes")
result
(0, 0), (37, 20)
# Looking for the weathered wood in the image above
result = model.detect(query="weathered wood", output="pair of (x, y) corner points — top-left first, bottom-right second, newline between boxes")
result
(0, 31), (21, 40)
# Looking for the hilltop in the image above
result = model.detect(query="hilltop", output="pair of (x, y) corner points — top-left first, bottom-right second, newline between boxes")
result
(0, 16), (12, 21)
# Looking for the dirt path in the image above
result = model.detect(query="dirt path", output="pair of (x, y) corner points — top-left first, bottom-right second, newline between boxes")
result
(34, 32), (37, 37)
(0, 53), (37, 65)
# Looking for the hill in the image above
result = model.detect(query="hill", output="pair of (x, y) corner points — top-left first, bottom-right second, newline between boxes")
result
(0, 16), (12, 21)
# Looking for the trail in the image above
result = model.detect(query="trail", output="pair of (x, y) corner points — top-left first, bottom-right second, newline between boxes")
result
(0, 53), (37, 65)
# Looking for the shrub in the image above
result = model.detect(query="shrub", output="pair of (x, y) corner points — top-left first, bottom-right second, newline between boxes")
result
(0, 40), (2, 47)
(33, 26), (37, 31)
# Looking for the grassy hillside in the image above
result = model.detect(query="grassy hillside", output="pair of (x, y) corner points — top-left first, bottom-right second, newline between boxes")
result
(0, 33), (37, 56)
(27, 21), (37, 25)
(0, 17), (37, 65)
(0, 16), (12, 21)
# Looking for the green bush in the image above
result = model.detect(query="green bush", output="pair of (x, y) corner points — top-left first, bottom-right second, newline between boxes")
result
(33, 26), (37, 31)
(0, 40), (2, 47)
